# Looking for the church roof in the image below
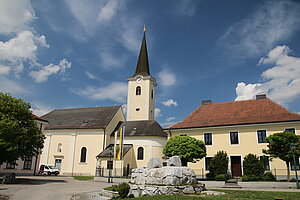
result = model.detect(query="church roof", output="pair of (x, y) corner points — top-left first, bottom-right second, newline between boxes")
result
(42, 106), (121, 130)
(97, 144), (133, 158)
(169, 97), (300, 129)
(132, 30), (150, 77)
(112, 120), (167, 137)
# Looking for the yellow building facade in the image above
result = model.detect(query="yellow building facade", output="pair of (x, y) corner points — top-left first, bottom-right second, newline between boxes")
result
(168, 96), (300, 179)
(40, 106), (125, 176)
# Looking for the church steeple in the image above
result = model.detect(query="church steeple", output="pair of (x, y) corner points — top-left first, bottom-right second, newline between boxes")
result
(133, 25), (150, 77)
(126, 25), (156, 121)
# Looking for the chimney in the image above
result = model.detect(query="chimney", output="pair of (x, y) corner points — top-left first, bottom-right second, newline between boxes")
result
(256, 94), (266, 100)
(202, 100), (212, 105)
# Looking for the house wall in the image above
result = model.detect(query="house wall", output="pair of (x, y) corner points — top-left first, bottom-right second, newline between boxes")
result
(121, 136), (166, 168)
(169, 121), (300, 178)
(40, 107), (125, 176)
(40, 129), (105, 176)
(104, 107), (125, 150)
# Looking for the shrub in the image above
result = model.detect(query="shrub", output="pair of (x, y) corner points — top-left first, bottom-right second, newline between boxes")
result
(215, 174), (227, 181)
(205, 172), (214, 180)
(209, 151), (229, 179)
(242, 175), (249, 182)
(117, 182), (130, 198)
(243, 154), (264, 177)
(262, 172), (276, 181)
(249, 175), (261, 181)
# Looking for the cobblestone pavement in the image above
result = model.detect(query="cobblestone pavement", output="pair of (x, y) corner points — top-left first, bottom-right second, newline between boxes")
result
(0, 176), (113, 200)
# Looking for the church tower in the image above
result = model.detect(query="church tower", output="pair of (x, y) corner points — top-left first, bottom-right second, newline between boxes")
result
(126, 26), (157, 121)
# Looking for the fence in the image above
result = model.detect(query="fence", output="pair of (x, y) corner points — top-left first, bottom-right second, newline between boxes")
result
(194, 168), (300, 180)
(95, 166), (299, 180)
(95, 166), (132, 178)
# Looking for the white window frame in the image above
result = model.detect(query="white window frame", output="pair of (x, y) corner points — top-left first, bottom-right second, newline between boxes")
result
(229, 131), (240, 145)
(256, 129), (268, 144)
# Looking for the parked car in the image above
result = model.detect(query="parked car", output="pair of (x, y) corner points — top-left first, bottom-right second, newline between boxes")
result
(38, 164), (60, 176)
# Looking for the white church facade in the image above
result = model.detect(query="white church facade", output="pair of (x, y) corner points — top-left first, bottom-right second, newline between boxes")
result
(40, 28), (167, 176)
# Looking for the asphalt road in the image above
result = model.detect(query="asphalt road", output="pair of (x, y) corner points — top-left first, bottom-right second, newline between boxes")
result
(0, 176), (113, 200)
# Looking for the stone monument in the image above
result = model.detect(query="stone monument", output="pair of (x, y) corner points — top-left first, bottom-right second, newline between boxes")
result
(129, 156), (205, 197)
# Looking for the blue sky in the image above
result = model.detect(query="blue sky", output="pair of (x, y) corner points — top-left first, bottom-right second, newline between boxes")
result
(1, 0), (300, 127)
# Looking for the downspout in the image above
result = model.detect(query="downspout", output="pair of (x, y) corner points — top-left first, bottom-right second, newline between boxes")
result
(168, 128), (172, 138)
(102, 128), (106, 150)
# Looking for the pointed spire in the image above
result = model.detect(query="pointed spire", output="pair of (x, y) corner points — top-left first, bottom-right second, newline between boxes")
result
(133, 25), (150, 77)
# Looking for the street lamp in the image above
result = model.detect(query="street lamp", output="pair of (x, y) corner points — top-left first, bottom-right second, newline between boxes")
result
(290, 143), (300, 189)
(108, 145), (113, 183)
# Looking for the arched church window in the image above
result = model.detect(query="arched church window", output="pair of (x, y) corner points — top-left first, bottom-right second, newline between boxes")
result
(80, 147), (87, 163)
(151, 89), (153, 99)
(57, 143), (62, 152)
(137, 147), (144, 160)
(136, 86), (141, 95)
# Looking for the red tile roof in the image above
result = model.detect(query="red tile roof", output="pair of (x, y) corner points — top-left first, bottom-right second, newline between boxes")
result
(32, 114), (49, 123)
(169, 98), (300, 129)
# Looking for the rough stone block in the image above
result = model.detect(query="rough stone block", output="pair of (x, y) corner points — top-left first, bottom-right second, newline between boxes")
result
(147, 158), (162, 169)
(167, 156), (182, 167)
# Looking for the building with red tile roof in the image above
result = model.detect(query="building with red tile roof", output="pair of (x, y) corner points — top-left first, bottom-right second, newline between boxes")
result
(168, 94), (300, 179)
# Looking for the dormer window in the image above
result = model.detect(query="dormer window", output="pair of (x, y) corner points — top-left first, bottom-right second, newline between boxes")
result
(136, 86), (141, 95)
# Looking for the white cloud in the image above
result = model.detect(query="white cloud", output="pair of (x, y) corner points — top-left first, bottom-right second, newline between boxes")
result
(97, 0), (119, 23)
(235, 45), (300, 105)
(0, 65), (10, 75)
(162, 99), (178, 107)
(0, 77), (28, 95)
(121, 104), (127, 116)
(155, 108), (162, 118)
(0, 31), (38, 61)
(160, 121), (178, 128)
(175, 0), (199, 16)
(29, 59), (72, 83)
(235, 82), (267, 101)
(99, 48), (128, 69)
(157, 69), (177, 88)
(85, 71), (97, 79)
(0, 30), (50, 77)
(0, 0), (35, 34)
(218, 1), (300, 58)
(30, 102), (53, 117)
(166, 117), (176, 122)
(71, 82), (128, 103)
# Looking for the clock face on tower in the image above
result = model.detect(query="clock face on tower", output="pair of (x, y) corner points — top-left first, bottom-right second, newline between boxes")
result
(136, 77), (142, 83)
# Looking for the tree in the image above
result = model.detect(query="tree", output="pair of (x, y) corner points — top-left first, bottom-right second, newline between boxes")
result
(0, 93), (45, 164)
(163, 136), (206, 166)
(243, 153), (264, 180)
(263, 131), (300, 181)
(209, 151), (229, 178)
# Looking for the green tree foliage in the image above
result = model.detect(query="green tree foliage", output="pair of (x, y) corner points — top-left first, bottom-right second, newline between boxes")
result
(263, 131), (300, 181)
(209, 151), (229, 178)
(163, 136), (206, 166)
(0, 93), (45, 164)
(243, 154), (264, 180)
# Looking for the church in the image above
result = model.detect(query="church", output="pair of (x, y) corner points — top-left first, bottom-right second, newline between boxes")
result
(40, 28), (167, 176)
(39, 27), (300, 179)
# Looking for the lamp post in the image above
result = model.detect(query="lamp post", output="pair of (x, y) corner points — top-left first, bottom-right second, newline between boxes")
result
(108, 145), (113, 183)
(290, 143), (300, 189)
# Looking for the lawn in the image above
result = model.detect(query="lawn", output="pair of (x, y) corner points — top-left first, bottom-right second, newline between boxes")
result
(72, 176), (94, 181)
(124, 190), (300, 200)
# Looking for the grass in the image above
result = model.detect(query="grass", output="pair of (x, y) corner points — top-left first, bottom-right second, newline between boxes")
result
(124, 190), (300, 200)
(73, 176), (94, 181)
